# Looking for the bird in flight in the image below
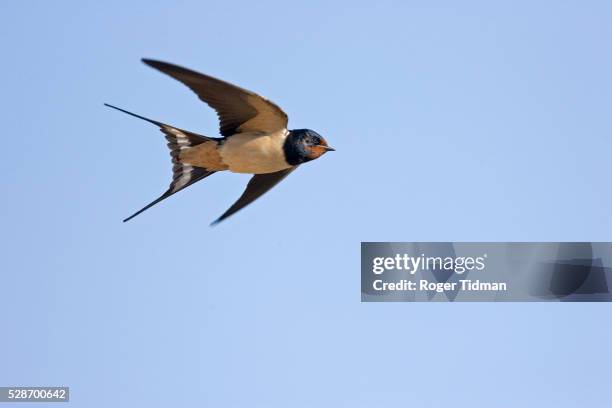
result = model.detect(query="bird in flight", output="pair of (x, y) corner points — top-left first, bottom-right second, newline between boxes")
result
(106, 59), (334, 225)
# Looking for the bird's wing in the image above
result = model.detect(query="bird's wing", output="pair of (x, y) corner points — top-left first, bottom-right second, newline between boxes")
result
(142, 59), (288, 137)
(211, 167), (297, 225)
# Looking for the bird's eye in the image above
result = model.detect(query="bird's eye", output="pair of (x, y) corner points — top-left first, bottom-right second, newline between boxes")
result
(311, 137), (320, 145)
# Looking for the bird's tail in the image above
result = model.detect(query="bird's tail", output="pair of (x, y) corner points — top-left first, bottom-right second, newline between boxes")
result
(104, 103), (219, 222)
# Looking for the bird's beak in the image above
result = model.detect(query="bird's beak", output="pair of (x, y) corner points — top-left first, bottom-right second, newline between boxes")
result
(323, 146), (336, 152)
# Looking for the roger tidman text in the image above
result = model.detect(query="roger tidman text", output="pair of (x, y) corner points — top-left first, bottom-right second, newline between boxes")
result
(372, 279), (507, 293)
(370, 254), (507, 293)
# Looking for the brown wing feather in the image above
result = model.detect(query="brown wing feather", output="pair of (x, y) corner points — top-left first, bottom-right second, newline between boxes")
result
(142, 59), (288, 137)
(211, 167), (297, 225)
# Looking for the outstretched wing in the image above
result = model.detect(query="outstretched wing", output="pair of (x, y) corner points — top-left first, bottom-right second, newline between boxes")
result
(142, 59), (288, 137)
(211, 167), (297, 225)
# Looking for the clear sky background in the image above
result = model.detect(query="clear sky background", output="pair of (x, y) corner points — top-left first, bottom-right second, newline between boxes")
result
(1, 1), (611, 407)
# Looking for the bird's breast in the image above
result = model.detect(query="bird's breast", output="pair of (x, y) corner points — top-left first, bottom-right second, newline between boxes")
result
(219, 130), (292, 174)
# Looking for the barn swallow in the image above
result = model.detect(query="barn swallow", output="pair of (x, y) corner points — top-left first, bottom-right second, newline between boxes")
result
(106, 59), (334, 225)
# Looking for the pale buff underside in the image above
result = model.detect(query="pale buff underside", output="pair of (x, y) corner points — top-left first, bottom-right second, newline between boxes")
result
(179, 141), (228, 171)
(179, 129), (292, 174)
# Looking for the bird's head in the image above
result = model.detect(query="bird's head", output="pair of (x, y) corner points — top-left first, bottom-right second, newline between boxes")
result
(284, 129), (335, 165)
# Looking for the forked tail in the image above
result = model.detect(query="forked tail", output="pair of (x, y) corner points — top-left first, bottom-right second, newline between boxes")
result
(104, 103), (218, 222)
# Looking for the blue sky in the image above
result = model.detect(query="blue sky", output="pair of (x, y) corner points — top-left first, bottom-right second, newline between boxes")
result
(1, 1), (611, 407)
